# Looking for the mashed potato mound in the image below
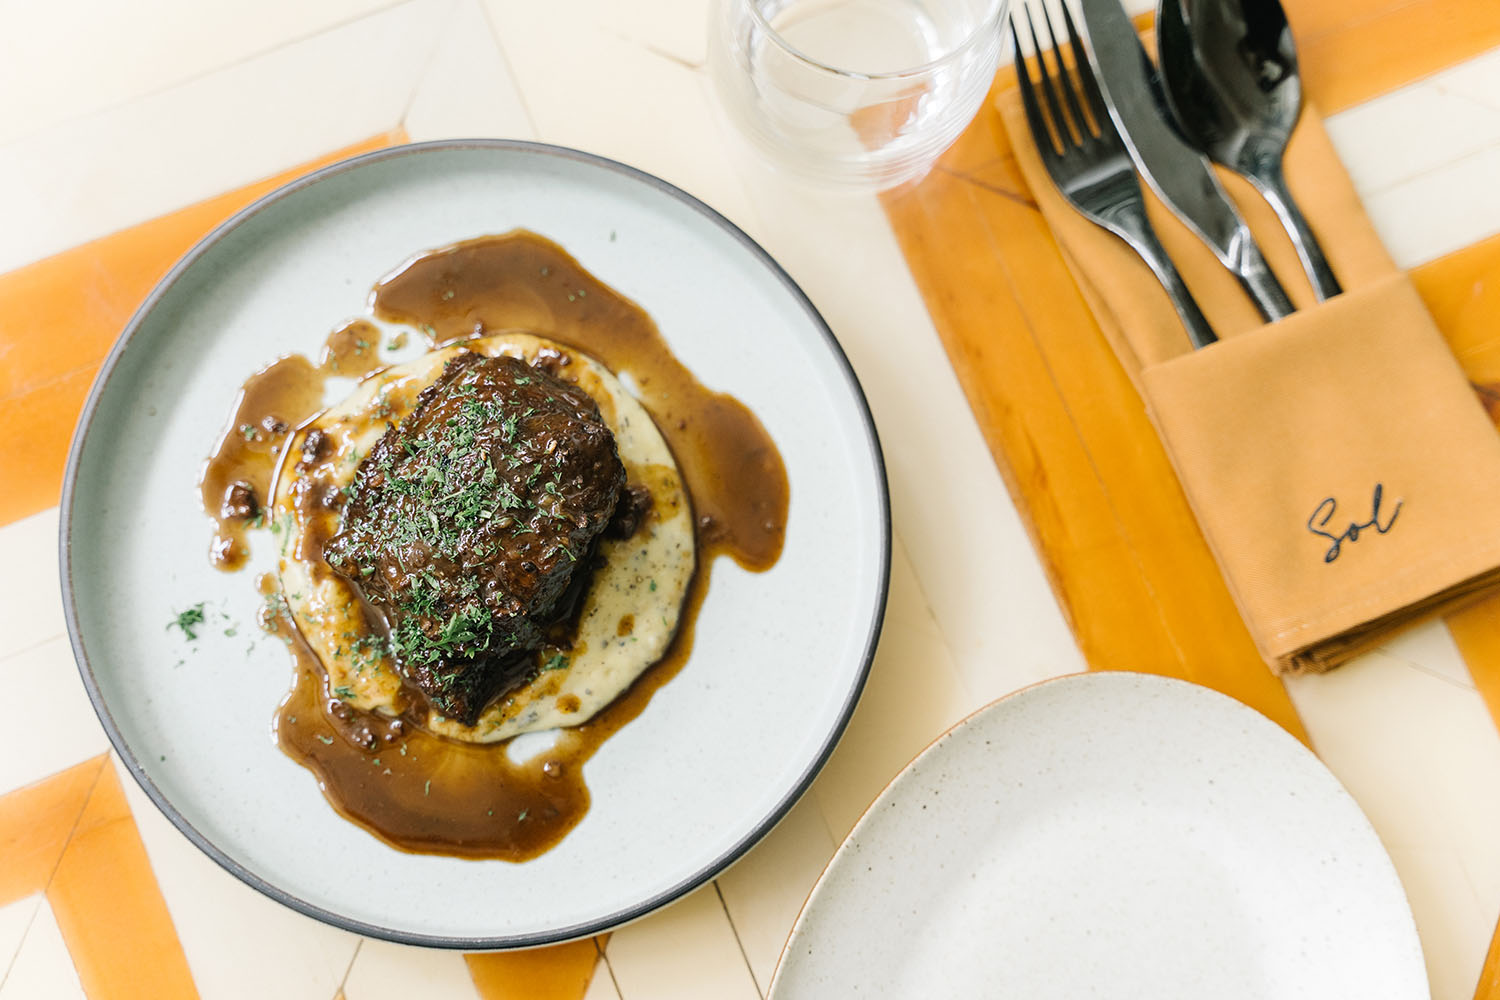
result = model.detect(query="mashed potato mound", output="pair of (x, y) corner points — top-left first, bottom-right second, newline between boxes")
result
(270, 333), (695, 743)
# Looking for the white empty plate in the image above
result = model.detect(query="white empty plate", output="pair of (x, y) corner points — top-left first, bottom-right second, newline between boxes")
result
(770, 672), (1428, 999)
(61, 141), (889, 948)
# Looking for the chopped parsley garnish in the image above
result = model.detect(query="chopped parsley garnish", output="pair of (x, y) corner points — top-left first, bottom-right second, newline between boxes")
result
(541, 653), (569, 672)
(333, 685), (355, 699)
(238, 424), (261, 441)
(168, 603), (207, 640)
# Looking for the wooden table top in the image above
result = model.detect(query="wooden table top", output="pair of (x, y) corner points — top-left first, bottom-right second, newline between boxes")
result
(3, 0), (1500, 997)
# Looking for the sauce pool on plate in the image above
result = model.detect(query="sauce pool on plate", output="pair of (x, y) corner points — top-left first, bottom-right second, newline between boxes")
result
(201, 230), (788, 860)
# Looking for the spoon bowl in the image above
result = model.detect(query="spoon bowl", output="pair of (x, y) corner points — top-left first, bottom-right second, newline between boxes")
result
(1157, 0), (1341, 299)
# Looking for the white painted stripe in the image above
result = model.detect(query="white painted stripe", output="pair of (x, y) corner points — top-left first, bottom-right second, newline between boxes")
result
(0, 0), (403, 148)
(603, 884), (760, 1000)
(0, 508), (65, 662)
(343, 938), (481, 1000)
(0, 636), (110, 798)
(0, 898), (84, 1000)
(0, 0), (449, 275)
(111, 754), (361, 1000)
(0, 896), (42, 992)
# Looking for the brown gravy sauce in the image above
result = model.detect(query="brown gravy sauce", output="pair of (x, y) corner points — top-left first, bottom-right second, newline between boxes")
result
(373, 232), (787, 569)
(204, 231), (788, 859)
(201, 319), (386, 570)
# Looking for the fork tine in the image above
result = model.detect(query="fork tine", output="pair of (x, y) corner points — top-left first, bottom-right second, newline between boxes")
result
(1011, 18), (1061, 159)
(1037, 2), (1092, 140)
(1059, 1), (1110, 131)
(1023, 6), (1078, 148)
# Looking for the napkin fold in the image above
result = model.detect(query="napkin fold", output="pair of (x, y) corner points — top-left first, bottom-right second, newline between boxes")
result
(997, 71), (1500, 674)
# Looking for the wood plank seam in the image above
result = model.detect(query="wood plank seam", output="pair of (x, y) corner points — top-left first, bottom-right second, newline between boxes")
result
(713, 880), (764, 999)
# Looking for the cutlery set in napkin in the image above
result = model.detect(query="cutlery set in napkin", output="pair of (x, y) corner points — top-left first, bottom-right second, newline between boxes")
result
(1001, 0), (1500, 674)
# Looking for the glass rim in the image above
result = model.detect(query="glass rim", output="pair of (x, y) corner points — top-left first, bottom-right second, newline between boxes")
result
(745, 0), (1008, 81)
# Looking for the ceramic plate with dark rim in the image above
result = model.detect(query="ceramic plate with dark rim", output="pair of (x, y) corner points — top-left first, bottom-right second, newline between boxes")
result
(60, 140), (889, 948)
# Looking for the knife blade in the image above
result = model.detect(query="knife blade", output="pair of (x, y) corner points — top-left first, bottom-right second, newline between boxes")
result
(1076, 0), (1294, 320)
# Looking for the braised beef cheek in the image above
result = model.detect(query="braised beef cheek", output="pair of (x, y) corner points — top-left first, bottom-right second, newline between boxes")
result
(323, 351), (625, 724)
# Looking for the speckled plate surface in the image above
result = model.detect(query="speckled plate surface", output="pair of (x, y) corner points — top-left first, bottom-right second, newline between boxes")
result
(59, 140), (888, 948)
(770, 672), (1428, 999)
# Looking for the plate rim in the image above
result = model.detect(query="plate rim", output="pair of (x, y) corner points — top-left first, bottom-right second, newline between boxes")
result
(57, 138), (892, 950)
(766, 670), (1427, 996)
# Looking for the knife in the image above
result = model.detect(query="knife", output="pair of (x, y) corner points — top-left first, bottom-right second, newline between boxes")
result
(1077, 0), (1295, 321)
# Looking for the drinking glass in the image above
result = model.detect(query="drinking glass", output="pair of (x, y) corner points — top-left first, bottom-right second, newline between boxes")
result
(709, 0), (1007, 189)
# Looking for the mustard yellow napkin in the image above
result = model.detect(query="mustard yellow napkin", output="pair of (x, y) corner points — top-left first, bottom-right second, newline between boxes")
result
(997, 78), (1500, 674)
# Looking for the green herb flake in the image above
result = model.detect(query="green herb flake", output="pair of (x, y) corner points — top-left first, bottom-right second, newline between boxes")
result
(517, 809), (529, 822)
(238, 424), (260, 441)
(168, 603), (208, 640)
(649, 579), (657, 592)
(333, 685), (355, 699)
(424, 780), (431, 797)
(542, 653), (569, 672)
(316, 735), (334, 745)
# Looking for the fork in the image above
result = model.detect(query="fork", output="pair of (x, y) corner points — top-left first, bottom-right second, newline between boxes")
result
(1011, 2), (1217, 349)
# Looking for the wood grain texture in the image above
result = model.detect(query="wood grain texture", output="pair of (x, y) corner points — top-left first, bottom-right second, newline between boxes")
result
(1414, 232), (1500, 1000)
(883, 1), (1500, 991)
(881, 0), (1500, 728)
(884, 87), (1305, 738)
(0, 756), (104, 906)
(47, 761), (200, 1000)
(466, 938), (604, 1000)
(1288, 0), (1500, 114)
(0, 130), (405, 529)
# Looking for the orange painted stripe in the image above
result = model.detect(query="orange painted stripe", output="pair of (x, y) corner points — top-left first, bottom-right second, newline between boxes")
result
(1290, 0), (1500, 114)
(47, 760), (199, 999)
(884, 100), (1308, 740)
(0, 756), (105, 906)
(1408, 233), (1500, 1000)
(465, 937), (604, 1000)
(1413, 232), (1500, 738)
(0, 129), (406, 529)
(1478, 928), (1500, 1000)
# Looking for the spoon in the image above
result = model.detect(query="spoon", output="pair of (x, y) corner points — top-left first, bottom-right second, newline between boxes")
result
(1156, 0), (1341, 300)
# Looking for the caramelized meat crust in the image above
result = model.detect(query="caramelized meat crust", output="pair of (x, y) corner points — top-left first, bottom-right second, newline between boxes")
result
(323, 351), (625, 723)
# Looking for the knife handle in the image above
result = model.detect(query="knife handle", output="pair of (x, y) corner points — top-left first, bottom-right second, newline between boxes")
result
(1232, 240), (1296, 321)
(1111, 202), (1218, 350)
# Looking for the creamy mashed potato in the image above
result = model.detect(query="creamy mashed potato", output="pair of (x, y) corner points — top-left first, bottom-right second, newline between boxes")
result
(270, 333), (694, 743)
